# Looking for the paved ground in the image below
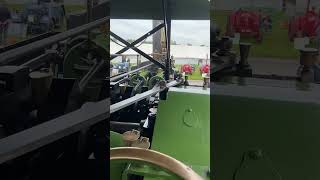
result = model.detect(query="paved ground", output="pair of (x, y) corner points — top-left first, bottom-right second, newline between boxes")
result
(189, 57), (300, 85)
(188, 80), (205, 86)
(249, 57), (300, 77)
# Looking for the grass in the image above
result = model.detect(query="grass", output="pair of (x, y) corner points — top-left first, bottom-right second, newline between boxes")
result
(94, 34), (108, 50)
(121, 64), (204, 81)
(174, 64), (203, 80)
(212, 10), (300, 60)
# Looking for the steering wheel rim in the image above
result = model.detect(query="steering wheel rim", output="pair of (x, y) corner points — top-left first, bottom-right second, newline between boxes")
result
(110, 147), (203, 180)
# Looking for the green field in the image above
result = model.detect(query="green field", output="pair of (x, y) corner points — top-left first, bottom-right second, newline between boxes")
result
(94, 34), (108, 50)
(174, 64), (203, 80)
(134, 64), (203, 81)
(212, 10), (300, 60)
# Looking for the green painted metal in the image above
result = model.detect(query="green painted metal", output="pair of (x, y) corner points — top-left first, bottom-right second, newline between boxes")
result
(110, 131), (127, 180)
(148, 76), (164, 89)
(148, 86), (210, 179)
(215, 76), (320, 91)
(212, 78), (320, 180)
(110, 86), (210, 179)
(93, 34), (108, 50)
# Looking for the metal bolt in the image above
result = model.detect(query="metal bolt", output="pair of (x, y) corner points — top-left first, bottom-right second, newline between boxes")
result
(206, 169), (210, 177)
(248, 149), (263, 160)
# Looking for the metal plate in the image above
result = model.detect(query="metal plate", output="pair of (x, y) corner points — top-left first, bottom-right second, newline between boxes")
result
(212, 79), (320, 180)
(150, 86), (210, 179)
(110, 0), (210, 20)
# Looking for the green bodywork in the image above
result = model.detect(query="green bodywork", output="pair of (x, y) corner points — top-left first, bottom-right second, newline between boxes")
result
(94, 34), (108, 50)
(110, 86), (210, 179)
(213, 77), (320, 180)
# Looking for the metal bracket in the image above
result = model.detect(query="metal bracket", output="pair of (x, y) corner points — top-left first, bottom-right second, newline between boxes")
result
(110, 80), (182, 114)
(110, 0), (172, 80)
(162, 0), (172, 80)
(110, 32), (166, 69)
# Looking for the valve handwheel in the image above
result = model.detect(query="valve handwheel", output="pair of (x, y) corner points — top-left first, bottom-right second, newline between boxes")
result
(148, 76), (164, 89)
(128, 74), (146, 87)
(110, 147), (203, 180)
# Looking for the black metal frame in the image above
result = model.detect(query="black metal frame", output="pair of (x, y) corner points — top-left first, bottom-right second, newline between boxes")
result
(162, 0), (171, 80)
(111, 31), (165, 68)
(110, 23), (165, 60)
(0, 0), (175, 166)
(0, 17), (109, 65)
(0, 14), (110, 164)
(110, 0), (172, 80)
(0, 99), (109, 164)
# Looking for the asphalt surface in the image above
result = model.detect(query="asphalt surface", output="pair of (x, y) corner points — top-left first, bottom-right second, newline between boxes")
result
(188, 80), (205, 86)
(190, 57), (300, 85)
(249, 57), (300, 77)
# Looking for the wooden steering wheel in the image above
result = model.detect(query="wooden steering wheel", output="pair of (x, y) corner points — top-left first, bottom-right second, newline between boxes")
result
(110, 147), (203, 180)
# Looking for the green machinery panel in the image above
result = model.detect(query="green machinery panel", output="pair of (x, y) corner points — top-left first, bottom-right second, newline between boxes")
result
(212, 77), (320, 180)
(111, 86), (210, 179)
(148, 86), (210, 179)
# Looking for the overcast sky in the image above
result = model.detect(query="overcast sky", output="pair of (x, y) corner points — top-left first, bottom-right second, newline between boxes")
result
(111, 19), (210, 46)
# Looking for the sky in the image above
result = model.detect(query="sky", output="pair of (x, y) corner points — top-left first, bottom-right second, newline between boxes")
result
(110, 19), (210, 46)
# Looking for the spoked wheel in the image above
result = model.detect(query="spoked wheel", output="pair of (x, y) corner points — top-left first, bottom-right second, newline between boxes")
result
(129, 74), (146, 86)
(110, 147), (203, 180)
(63, 39), (108, 101)
(129, 74), (146, 96)
(148, 76), (164, 89)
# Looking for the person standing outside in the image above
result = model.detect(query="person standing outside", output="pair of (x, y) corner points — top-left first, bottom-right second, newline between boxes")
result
(0, 5), (11, 46)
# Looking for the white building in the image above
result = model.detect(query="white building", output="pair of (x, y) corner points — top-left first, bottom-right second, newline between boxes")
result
(110, 41), (210, 65)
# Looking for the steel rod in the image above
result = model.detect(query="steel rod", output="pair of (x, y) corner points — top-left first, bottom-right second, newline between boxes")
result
(110, 32), (165, 69)
(110, 80), (182, 114)
(110, 23), (165, 60)
(0, 16), (109, 65)
(79, 59), (106, 91)
(110, 63), (153, 82)
(162, 0), (172, 80)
